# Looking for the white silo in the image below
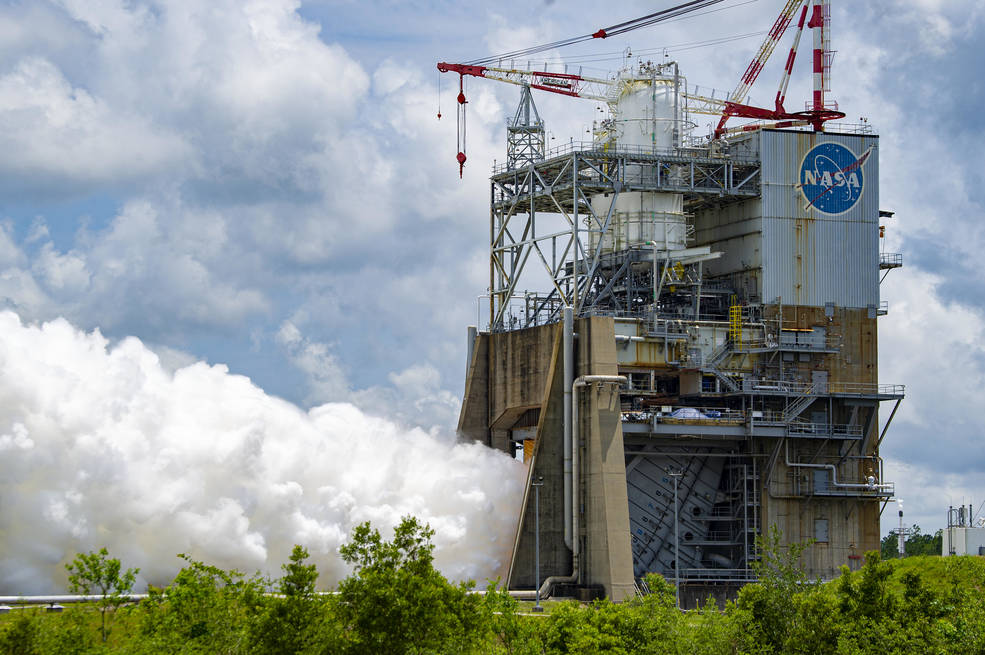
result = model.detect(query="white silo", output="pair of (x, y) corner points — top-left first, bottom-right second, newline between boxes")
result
(589, 63), (688, 260)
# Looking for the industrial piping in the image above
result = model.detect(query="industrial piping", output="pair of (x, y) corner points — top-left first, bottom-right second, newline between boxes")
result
(563, 307), (573, 549)
(783, 440), (893, 491)
(540, 311), (626, 598)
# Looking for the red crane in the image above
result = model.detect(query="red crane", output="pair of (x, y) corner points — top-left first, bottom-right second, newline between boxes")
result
(437, 0), (731, 176)
(438, 0), (845, 175)
(714, 0), (844, 138)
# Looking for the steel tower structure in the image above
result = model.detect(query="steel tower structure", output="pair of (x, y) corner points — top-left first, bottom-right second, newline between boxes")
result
(452, 1), (902, 604)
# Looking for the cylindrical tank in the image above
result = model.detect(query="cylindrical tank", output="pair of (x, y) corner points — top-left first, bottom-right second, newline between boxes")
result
(613, 76), (678, 152)
(586, 65), (687, 263)
(588, 192), (687, 255)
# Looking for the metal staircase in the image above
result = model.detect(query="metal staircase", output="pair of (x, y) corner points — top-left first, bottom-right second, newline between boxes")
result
(701, 340), (741, 393)
(782, 383), (818, 422)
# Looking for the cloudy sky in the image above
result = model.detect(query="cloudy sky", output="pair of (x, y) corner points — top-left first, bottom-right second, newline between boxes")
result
(0, 0), (981, 587)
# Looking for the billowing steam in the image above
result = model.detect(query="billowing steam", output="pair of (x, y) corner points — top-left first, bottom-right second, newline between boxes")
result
(0, 312), (524, 593)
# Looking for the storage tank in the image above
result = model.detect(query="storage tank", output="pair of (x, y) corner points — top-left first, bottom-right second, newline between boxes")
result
(613, 74), (678, 151)
(589, 65), (686, 257)
(589, 192), (686, 254)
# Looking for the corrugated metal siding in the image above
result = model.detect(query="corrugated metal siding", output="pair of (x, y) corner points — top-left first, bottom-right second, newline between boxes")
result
(694, 199), (762, 280)
(759, 130), (880, 309)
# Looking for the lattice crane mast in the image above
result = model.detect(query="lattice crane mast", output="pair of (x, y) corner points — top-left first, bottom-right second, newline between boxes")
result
(437, 0), (731, 176)
(714, 0), (843, 138)
(438, 0), (845, 175)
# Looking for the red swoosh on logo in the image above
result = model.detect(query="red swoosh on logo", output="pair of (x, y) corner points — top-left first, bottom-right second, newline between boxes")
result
(798, 146), (873, 211)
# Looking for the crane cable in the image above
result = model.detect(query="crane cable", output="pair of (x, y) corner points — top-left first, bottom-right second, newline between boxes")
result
(465, 0), (730, 66)
(518, 30), (767, 69)
(447, 0), (748, 176)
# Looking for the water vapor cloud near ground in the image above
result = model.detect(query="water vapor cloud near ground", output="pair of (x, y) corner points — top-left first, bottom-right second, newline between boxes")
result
(0, 312), (524, 593)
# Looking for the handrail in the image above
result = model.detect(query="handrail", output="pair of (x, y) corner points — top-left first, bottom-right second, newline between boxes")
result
(742, 379), (904, 396)
(491, 140), (761, 174)
(879, 252), (903, 267)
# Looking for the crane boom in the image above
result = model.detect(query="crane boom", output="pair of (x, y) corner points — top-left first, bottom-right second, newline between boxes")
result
(436, 63), (611, 102)
(437, 0), (732, 175)
(714, 0), (842, 138)
(728, 0), (807, 105)
(439, 61), (728, 116)
(437, 0), (845, 175)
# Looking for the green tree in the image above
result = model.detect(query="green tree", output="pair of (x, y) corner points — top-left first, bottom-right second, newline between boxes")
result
(880, 524), (943, 558)
(251, 544), (329, 655)
(65, 547), (139, 642)
(735, 525), (816, 652)
(335, 516), (490, 655)
(0, 609), (41, 655)
(834, 554), (950, 654)
(542, 597), (663, 655)
(626, 574), (681, 654)
(836, 552), (895, 623)
(135, 554), (264, 653)
(482, 582), (543, 655)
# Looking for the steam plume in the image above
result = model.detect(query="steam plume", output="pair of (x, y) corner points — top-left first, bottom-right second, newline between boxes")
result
(0, 312), (524, 593)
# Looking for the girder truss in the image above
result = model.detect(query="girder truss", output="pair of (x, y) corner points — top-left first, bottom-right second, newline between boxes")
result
(488, 147), (761, 329)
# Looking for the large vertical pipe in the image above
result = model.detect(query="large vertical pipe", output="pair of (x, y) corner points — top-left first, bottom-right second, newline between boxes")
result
(563, 307), (574, 548)
(540, 373), (625, 599)
(743, 464), (749, 571)
(534, 481), (541, 610)
(672, 62), (680, 148)
(673, 475), (681, 608)
(572, 378), (581, 585)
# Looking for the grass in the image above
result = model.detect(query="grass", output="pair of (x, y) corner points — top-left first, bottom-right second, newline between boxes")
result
(828, 555), (985, 596)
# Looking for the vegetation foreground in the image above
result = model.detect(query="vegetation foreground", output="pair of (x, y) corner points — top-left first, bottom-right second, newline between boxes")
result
(3, 518), (985, 654)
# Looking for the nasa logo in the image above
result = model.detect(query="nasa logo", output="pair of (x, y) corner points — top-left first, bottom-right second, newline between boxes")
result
(797, 142), (873, 215)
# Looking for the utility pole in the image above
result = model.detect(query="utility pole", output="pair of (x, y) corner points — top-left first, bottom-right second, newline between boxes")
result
(668, 469), (684, 609)
(532, 476), (544, 612)
(896, 499), (907, 558)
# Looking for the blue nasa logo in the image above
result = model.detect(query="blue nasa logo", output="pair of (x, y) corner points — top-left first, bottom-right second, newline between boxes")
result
(797, 142), (873, 215)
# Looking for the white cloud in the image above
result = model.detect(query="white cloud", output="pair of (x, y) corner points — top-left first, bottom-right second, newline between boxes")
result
(276, 318), (351, 403)
(880, 268), (985, 458)
(277, 318), (462, 434)
(878, 266), (985, 534)
(0, 222), (26, 268)
(34, 243), (90, 294)
(0, 57), (190, 188)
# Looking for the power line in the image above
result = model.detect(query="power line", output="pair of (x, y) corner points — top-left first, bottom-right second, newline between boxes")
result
(527, 31), (767, 68)
(465, 0), (739, 66)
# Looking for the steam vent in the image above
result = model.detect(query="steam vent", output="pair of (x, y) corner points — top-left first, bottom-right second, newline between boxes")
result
(456, 61), (903, 604)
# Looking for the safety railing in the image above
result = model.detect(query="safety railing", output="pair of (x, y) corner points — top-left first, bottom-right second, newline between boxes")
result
(787, 422), (864, 437)
(742, 379), (904, 397)
(828, 382), (904, 396)
(621, 407), (745, 425)
(491, 139), (761, 174)
(742, 379), (812, 394)
(677, 567), (756, 583)
(879, 252), (903, 268)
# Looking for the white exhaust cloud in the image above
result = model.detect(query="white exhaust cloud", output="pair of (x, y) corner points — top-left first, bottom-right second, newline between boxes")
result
(0, 311), (524, 593)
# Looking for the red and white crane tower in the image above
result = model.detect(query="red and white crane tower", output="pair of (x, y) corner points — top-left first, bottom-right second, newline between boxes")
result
(437, 0), (844, 175)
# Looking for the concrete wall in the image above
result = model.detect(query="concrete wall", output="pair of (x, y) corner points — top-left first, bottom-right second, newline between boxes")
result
(459, 302), (885, 595)
(457, 331), (490, 446)
(508, 326), (572, 589)
(578, 317), (636, 601)
(462, 317), (635, 601)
